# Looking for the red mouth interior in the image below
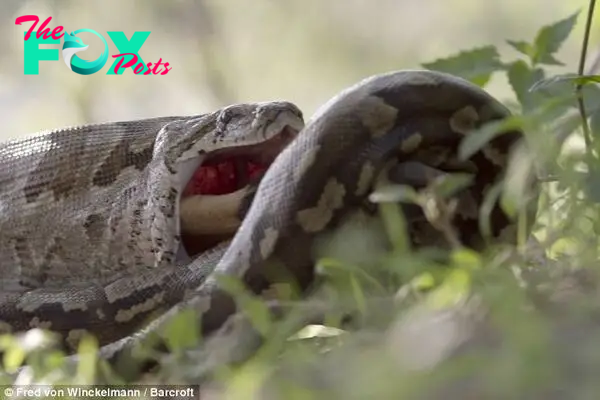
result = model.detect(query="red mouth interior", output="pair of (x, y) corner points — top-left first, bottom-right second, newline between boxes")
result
(182, 158), (268, 196)
(181, 126), (298, 197)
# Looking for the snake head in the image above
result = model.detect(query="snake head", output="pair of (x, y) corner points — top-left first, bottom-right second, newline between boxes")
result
(177, 101), (305, 256)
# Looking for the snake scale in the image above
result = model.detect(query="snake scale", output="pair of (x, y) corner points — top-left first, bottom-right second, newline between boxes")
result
(0, 70), (536, 358)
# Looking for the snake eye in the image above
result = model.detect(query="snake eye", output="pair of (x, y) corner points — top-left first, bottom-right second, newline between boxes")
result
(219, 109), (233, 125)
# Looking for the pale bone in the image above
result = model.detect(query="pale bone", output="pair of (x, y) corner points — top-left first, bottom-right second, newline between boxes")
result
(179, 188), (248, 235)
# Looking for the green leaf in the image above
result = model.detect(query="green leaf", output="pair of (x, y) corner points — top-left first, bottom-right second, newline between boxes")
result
(479, 182), (504, 237)
(0, 334), (16, 350)
(422, 45), (504, 87)
(532, 11), (579, 66)
(548, 237), (579, 258)
(162, 308), (200, 352)
(350, 274), (367, 315)
(316, 258), (385, 292)
(76, 334), (99, 384)
(506, 40), (533, 58)
(458, 116), (525, 160)
(575, 75), (600, 86)
(378, 201), (410, 253)
(427, 268), (471, 308)
(500, 143), (537, 218)
(411, 272), (436, 291)
(429, 173), (475, 199)
(507, 60), (546, 112)
(3, 345), (25, 373)
(528, 74), (600, 121)
(369, 184), (419, 204)
(530, 73), (600, 92)
(450, 248), (482, 271)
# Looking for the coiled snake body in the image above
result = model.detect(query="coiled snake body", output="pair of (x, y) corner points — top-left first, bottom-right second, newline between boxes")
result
(0, 70), (535, 355)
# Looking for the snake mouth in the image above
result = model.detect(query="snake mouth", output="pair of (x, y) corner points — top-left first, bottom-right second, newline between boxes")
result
(182, 125), (298, 197)
(179, 125), (299, 256)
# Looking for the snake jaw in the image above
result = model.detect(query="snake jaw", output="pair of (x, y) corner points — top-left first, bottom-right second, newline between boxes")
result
(179, 124), (300, 256)
(182, 124), (299, 196)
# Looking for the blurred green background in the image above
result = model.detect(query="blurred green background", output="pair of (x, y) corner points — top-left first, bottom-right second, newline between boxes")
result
(0, 0), (594, 141)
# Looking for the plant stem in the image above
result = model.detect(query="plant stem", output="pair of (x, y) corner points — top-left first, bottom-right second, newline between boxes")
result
(577, 0), (597, 161)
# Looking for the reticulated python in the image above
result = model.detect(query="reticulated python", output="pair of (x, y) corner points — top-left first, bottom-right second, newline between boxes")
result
(0, 70), (537, 356)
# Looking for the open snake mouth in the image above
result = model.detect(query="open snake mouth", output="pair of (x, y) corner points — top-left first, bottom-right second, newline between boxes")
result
(179, 125), (299, 256)
(182, 126), (297, 197)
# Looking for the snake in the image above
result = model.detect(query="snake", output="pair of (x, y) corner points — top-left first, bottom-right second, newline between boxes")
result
(0, 69), (537, 356)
